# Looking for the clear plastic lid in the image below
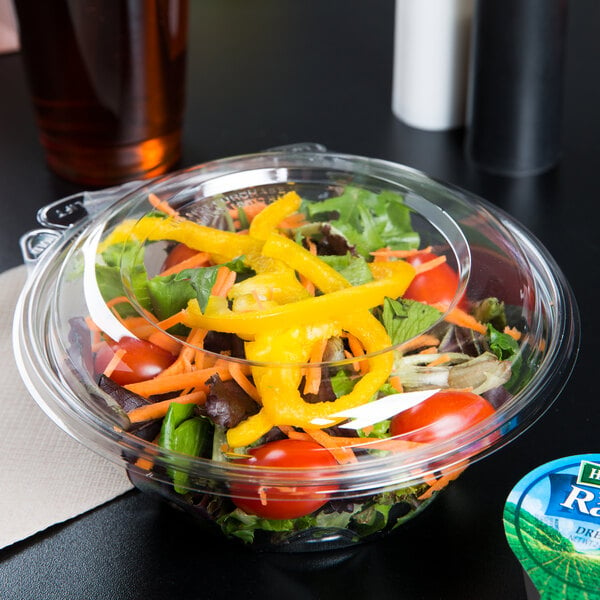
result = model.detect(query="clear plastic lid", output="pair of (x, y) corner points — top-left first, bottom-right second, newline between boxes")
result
(13, 149), (580, 502)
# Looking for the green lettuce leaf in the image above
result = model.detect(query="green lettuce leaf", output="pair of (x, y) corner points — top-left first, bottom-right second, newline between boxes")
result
(147, 257), (253, 321)
(217, 508), (317, 544)
(381, 297), (442, 345)
(304, 187), (419, 257)
(96, 241), (151, 316)
(147, 268), (203, 323)
(319, 253), (373, 286)
(487, 324), (519, 360)
(330, 370), (358, 397)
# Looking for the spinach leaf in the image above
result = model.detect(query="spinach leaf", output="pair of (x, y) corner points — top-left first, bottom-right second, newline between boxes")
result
(147, 269), (200, 322)
(147, 257), (253, 320)
(487, 324), (519, 360)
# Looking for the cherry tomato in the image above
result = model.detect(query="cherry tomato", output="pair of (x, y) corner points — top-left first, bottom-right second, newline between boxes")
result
(403, 252), (465, 307)
(94, 336), (175, 386)
(161, 243), (199, 271)
(390, 390), (496, 443)
(230, 439), (339, 519)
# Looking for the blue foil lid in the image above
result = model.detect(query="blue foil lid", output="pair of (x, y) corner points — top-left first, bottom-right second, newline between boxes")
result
(504, 454), (600, 599)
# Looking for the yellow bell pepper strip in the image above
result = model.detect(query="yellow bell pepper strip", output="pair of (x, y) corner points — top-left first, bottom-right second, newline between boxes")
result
(182, 271), (415, 336)
(99, 215), (263, 261)
(368, 259), (416, 281)
(228, 269), (311, 307)
(244, 253), (290, 274)
(248, 191), (302, 240)
(262, 232), (350, 293)
(226, 314), (394, 448)
(98, 218), (139, 253)
(231, 294), (281, 314)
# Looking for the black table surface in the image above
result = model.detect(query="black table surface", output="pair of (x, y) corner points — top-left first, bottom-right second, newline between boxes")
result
(1, 2), (598, 598)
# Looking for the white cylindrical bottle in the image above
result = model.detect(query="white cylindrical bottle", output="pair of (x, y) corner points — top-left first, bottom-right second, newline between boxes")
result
(392, 0), (474, 131)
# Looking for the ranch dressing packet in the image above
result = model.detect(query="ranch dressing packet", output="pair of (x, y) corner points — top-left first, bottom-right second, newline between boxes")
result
(504, 454), (600, 599)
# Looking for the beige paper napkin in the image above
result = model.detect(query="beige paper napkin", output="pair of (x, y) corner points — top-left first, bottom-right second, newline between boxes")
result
(0, 265), (134, 549)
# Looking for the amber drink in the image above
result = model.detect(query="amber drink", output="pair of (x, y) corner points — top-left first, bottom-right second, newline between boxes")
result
(15, 0), (188, 186)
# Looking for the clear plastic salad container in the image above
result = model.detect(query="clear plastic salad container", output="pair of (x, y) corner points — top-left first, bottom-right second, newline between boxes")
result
(13, 147), (580, 551)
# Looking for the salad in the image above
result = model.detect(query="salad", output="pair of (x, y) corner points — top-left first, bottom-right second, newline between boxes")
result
(81, 185), (522, 546)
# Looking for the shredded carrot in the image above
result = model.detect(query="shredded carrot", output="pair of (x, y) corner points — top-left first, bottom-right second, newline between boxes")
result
(503, 325), (522, 341)
(127, 391), (207, 423)
(258, 486), (268, 506)
(277, 425), (299, 437)
(85, 315), (101, 333)
(277, 424), (429, 465)
(186, 326), (207, 348)
(303, 338), (328, 395)
(85, 316), (102, 350)
(229, 361), (261, 402)
(223, 450), (254, 459)
(157, 357), (186, 378)
(343, 349), (361, 371)
(418, 460), (469, 500)
(436, 305), (487, 335)
(156, 310), (186, 331)
(279, 212), (307, 229)
(328, 436), (425, 453)
(427, 353), (452, 367)
(180, 327), (206, 369)
(370, 246), (433, 259)
(103, 296), (159, 337)
(389, 375), (403, 392)
(299, 273), (316, 296)
(294, 430), (426, 463)
(212, 266), (236, 298)
(413, 254), (447, 275)
(158, 327), (207, 377)
(345, 332), (368, 374)
(302, 429), (358, 464)
(118, 317), (156, 339)
(444, 386), (474, 394)
(371, 252), (389, 263)
(124, 364), (231, 397)
(228, 201), (268, 226)
(220, 442), (255, 460)
(85, 315), (102, 338)
(398, 334), (441, 354)
(422, 472), (439, 488)
(211, 266), (229, 296)
(134, 434), (161, 470)
(103, 348), (127, 378)
(105, 295), (133, 310)
(418, 346), (439, 355)
(193, 332), (208, 370)
(134, 456), (154, 470)
(148, 192), (179, 217)
(147, 331), (182, 355)
(158, 251), (211, 277)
